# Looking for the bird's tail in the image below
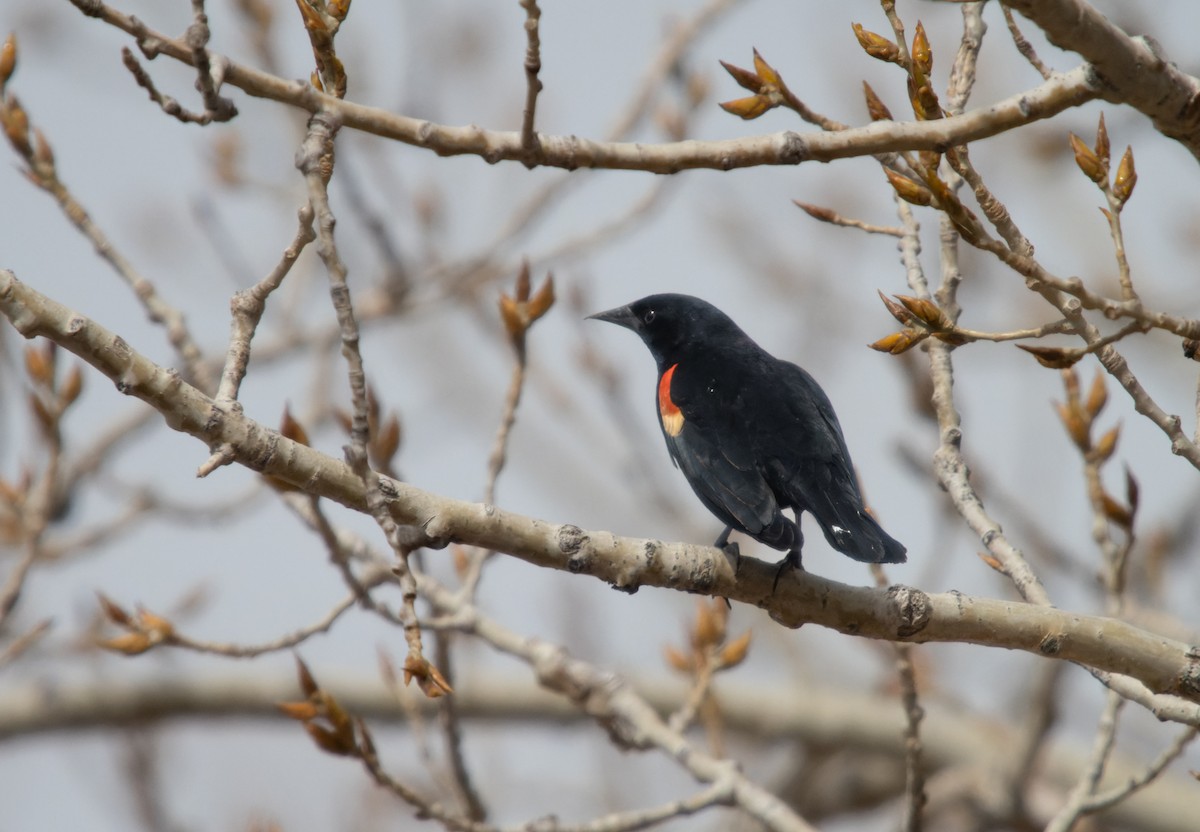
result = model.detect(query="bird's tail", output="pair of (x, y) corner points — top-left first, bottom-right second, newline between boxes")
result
(820, 506), (907, 564)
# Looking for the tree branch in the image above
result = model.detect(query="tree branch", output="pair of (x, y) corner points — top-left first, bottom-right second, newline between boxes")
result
(3, 269), (1200, 712)
(2, 672), (1196, 832)
(65, 0), (1097, 173)
(1005, 0), (1200, 160)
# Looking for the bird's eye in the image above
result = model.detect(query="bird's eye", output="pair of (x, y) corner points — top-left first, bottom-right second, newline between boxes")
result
(642, 309), (656, 324)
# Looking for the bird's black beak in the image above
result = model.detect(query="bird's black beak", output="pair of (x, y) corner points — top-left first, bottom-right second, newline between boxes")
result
(587, 304), (639, 331)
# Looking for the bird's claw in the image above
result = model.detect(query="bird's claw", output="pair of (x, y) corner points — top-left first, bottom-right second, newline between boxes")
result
(722, 541), (742, 574)
(771, 549), (804, 593)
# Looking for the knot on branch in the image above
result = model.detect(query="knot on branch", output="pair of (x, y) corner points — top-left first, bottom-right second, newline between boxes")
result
(886, 584), (931, 638)
(1178, 646), (1200, 699)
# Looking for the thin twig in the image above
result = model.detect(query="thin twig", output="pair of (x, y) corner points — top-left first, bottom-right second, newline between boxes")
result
(185, 0), (237, 120)
(518, 0), (542, 155)
(121, 47), (217, 124)
(0, 617), (51, 669)
(168, 592), (361, 658)
(1002, 3), (1053, 80)
(1082, 724), (1199, 813)
(1044, 690), (1124, 832)
(297, 110), (437, 688)
(793, 201), (904, 236)
(433, 633), (488, 822)
(214, 204), (316, 404)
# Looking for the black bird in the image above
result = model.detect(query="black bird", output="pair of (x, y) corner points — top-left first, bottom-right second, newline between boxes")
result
(589, 293), (905, 582)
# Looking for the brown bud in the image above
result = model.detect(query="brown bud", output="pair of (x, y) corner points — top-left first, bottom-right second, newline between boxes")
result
(794, 201), (837, 223)
(279, 404), (310, 447)
(498, 292), (525, 339)
(277, 700), (321, 721)
(98, 632), (153, 655)
(1093, 424), (1120, 462)
(1084, 371), (1107, 419)
(136, 607), (175, 639)
(1068, 132), (1105, 183)
(0, 476), (21, 506)
(869, 329), (926, 355)
(329, 0), (351, 22)
(1055, 401), (1090, 451)
(978, 552), (1005, 573)
(97, 592), (133, 627)
(718, 630), (752, 669)
(1061, 366), (1081, 400)
(896, 295), (949, 331)
(23, 343), (53, 386)
(1094, 112), (1110, 168)
(664, 645), (694, 673)
(852, 23), (900, 63)
(751, 48), (781, 88)
(1015, 344), (1082, 369)
(296, 656), (320, 697)
(719, 59), (762, 93)
(878, 291), (916, 326)
(692, 599), (725, 649)
(32, 127), (53, 169)
(1113, 145), (1137, 204)
(365, 384), (381, 428)
(375, 413), (401, 464)
(1101, 492), (1132, 529)
(719, 94), (772, 120)
(514, 259), (531, 301)
(320, 689), (353, 736)
(1, 96), (31, 157)
(862, 81), (893, 122)
(403, 654), (453, 698)
(29, 393), (53, 432)
(451, 545), (470, 580)
(911, 21), (932, 76)
(304, 722), (356, 756)
(59, 364), (83, 407)
(1125, 465), (1139, 516)
(884, 168), (933, 206)
(0, 33), (16, 91)
(527, 274), (556, 323)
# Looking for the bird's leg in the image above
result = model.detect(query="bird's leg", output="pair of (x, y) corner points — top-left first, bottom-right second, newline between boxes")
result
(713, 526), (741, 573)
(771, 532), (805, 593)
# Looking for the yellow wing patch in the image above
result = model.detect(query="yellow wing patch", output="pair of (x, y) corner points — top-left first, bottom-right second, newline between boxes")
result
(658, 363), (684, 437)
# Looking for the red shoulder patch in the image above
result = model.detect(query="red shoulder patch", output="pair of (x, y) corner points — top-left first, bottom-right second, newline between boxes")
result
(658, 363), (684, 437)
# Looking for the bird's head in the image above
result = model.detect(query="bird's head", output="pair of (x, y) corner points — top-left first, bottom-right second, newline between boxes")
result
(588, 293), (743, 366)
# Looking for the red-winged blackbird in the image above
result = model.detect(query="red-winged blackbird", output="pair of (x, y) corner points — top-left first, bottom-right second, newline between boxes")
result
(590, 293), (906, 580)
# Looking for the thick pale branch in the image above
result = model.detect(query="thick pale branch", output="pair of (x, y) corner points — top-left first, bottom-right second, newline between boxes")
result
(3, 269), (1200, 709)
(1005, 0), (1200, 160)
(2, 673), (1196, 832)
(67, 0), (1096, 173)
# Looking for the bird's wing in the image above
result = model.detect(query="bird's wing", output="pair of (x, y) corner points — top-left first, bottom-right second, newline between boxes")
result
(755, 360), (903, 562)
(658, 367), (779, 536)
(755, 364), (863, 518)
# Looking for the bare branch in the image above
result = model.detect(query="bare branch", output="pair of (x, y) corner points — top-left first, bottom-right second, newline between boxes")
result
(518, 0), (542, 155)
(63, 0), (1101, 174)
(4, 269), (1200, 713)
(1005, 0), (1200, 160)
